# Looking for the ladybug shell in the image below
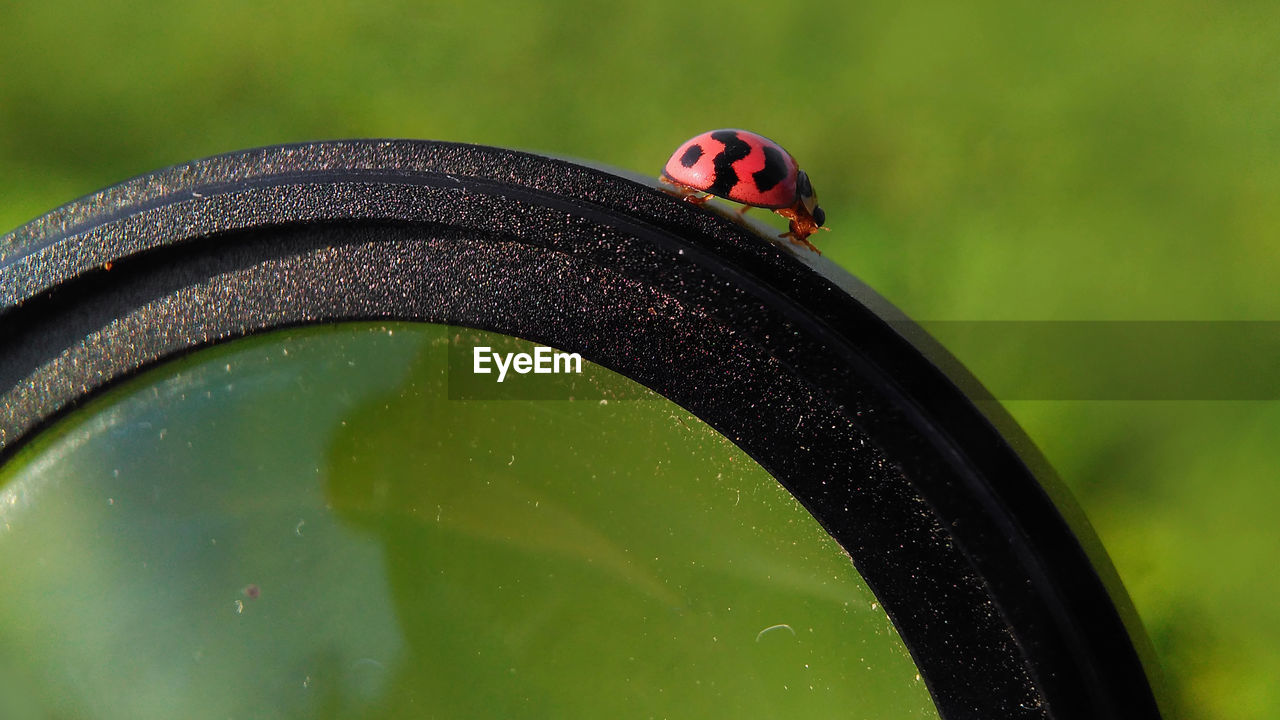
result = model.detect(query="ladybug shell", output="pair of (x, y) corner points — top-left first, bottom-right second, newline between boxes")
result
(662, 129), (800, 209)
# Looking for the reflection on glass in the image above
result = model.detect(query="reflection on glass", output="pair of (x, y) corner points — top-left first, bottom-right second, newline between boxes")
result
(0, 323), (937, 719)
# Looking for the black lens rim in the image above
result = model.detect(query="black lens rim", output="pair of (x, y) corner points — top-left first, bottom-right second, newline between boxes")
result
(0, 140), (1164, 719)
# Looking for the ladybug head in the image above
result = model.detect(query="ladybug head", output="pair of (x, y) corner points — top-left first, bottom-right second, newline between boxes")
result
(796, 170), (825, 227)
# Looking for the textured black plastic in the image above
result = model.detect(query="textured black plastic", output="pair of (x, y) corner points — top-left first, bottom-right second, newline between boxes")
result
(0, 140), (1164, 720)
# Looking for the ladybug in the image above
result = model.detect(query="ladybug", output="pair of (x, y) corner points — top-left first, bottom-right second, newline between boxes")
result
(661, 129), (828, 253)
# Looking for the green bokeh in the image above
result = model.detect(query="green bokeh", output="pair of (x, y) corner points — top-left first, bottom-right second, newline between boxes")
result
(0, 324), (935, 719)
(3, 3), (1276, 717)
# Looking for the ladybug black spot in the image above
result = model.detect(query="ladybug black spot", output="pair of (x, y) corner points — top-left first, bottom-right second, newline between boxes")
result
(752, 145), (788, 192)
(708, 130), (751, 197)
(679, 144), (704, 168)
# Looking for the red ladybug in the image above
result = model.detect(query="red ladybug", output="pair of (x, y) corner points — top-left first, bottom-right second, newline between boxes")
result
(661, 129), (828, 253)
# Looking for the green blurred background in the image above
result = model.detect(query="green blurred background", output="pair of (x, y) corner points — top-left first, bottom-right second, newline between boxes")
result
(2, 1), (1276, 718)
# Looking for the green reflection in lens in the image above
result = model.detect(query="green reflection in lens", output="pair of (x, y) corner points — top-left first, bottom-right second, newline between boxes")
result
(0, 323), (937, 720)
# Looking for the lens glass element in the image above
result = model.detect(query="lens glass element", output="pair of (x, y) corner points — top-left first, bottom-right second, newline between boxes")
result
(0, 323), (937, 719)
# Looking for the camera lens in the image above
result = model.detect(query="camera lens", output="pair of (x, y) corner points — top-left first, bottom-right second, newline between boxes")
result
(0, 140), (1164, 720)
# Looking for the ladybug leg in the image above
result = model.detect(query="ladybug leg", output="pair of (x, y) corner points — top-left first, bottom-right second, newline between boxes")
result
(773, 207), (823, 255)
(736, 205), (752, 216)
(798, 237), (822, 255)
(779, 217), (823, 254)
(780, 229), (822, 255)
(660, 175), (716, 205)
